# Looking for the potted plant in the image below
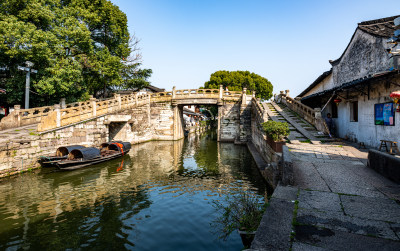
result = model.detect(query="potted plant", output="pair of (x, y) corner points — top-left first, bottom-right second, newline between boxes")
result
(211, 190), (266, 248)
(262, 121), (290, 152)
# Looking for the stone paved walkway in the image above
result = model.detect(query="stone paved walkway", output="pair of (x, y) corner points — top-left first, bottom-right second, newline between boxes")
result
(252, 139), (400, 251)
(0, 124), (39, 145)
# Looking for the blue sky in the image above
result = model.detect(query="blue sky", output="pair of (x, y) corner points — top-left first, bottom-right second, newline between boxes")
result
(111, 0), (399, 97)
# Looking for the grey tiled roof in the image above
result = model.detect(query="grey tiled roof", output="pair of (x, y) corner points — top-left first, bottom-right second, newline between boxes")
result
(358, 15), (400, 38)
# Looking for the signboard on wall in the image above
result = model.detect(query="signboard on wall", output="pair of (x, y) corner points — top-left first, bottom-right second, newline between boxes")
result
(374, 102), (395, 126)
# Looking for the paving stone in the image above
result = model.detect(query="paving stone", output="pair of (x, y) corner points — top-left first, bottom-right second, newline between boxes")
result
(251, 198), (295, 251)
(313, 162), (384, 198)
(292, 161), (330, 192)
(389, 223), (400, 240)
(294, 226), (400, 251)
(292, 242), (328, 250)
(297, 190), (342, 213)
(296, 207), (398, 240)
(271, 185), (299, 201)
(340, 195), (400, 223)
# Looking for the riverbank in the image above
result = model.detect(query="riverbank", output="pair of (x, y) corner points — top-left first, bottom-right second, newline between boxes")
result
(251, 141), (400, 250)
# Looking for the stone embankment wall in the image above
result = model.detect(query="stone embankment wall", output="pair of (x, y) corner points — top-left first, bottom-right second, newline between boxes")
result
(0, 102), (183, 178)
(0, 117), (108, 177)
(249, 97), (293, 188)
(218, 103), (240, 142)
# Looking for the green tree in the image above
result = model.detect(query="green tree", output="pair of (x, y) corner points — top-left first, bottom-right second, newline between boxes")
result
(0, 0), (151, 107)
(203, 70), (273, 100)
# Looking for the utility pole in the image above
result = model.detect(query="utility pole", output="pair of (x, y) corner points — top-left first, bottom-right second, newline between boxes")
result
(17, 61), (37, 109)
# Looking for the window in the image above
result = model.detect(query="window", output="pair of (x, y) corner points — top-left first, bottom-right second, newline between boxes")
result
(350, 101), (358, 122)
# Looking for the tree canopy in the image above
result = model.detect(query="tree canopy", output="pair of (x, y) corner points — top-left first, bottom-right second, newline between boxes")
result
(0, 0), (151, 107)
(203, 70), (273, 100)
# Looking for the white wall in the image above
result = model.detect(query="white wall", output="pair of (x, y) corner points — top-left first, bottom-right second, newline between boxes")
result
(303, 74), (334, 97)
(333, 79), (400, 148)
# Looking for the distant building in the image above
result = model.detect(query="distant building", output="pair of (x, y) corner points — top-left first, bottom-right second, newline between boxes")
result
(297, 15), (400, 147)
(137, 85), (165, 95)
(116, 85), (165, 96)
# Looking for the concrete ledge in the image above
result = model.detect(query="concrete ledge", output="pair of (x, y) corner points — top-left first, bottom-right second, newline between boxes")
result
(251, 186), (296, 250)
(368, 149), (400, 184)
(281, 145), (294, 186)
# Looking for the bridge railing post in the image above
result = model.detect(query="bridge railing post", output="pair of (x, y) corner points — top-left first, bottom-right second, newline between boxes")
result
(135, 92), (138, 106)
(242, 88), (247, 102)
(54, 104), (61, 127)
(114, 93), (121, 111)
(90, 97), (97, 116)
(219, 85), (223, 99)
(14, 105), (21, 127)
(60, 98), (66, 109)
(172, 86), (176, 99)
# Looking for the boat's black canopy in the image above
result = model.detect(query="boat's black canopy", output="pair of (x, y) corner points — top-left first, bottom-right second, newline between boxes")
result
(68, 147), (100, 160)
(100, 141), (123, 150)
(56, 145), (85, 157)
(108, 142), (131, 154)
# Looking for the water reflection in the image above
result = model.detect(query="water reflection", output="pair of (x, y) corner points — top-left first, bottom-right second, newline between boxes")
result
(0, 132), (268, 250)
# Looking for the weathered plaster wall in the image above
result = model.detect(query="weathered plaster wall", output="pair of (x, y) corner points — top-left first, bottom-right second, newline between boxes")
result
(303, 74), (334, 97)
(333, 77), (400, 147)
(332, 29), (392, 85)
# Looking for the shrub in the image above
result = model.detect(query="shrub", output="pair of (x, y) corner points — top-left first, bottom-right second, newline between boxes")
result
(262, 121), (290, 141)
(211, 190), (265, 240)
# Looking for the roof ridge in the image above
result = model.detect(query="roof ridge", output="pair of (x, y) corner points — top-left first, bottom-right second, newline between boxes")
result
(358, 15), (400, 26)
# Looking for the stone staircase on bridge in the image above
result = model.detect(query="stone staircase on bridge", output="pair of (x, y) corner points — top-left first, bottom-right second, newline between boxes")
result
(264, 101), (331, 144)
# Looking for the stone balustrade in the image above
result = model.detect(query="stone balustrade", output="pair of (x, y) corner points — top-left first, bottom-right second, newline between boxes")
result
(0, 86), (247, 132)
(252, 97), (265, 121)
(0, 104), (55, 130)
(278, 90), (330, 135)
(279, 91), (315, 125)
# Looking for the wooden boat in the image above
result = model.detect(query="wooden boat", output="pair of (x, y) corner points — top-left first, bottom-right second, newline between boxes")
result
(39, 145), (85, 167)
(57, 142), (131, 171)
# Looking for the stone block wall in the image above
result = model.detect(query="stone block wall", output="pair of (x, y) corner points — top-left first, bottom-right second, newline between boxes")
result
(218, 103), (240, 142)
(239, 96), (253, 142)
(0, 117), (108, 178)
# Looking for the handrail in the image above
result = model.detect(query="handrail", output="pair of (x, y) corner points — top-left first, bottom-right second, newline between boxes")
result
(1, 87), (248, 131)
(278, 91), (329, 135)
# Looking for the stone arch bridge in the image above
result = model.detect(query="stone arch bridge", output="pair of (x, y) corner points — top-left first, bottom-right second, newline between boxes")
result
(0, 86), (260, 144)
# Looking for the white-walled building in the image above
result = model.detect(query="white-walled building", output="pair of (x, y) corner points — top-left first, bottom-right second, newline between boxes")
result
(297, 15), (400, 147)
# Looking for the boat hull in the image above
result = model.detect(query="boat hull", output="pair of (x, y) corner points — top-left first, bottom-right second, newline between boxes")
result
(57, 150), (130, 171)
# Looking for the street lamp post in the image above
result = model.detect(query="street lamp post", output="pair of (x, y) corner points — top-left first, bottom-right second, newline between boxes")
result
(17, 61), (37, 109)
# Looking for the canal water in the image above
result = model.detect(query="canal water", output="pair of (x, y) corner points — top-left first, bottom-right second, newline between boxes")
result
(0, 132), (268, 250)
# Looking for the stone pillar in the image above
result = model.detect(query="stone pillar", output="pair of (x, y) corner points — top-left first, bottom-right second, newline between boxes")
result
(172, 86), (176, 99)
(90, 97), (97, 116)
(114, 94), (121, 110)
(14, 105), (21, 127)
(314, 108), (322, 119)
(173, 105), (184, 140)
(253, 91), (256, 98)
(54, 104), (61, 127)
(217, 105), (222, 141)
(285, 90), (290, 97)
(219, 85), (223, 99)
(147, 94), (151, 125)
(242, 88), (247, 102)
(60, 98), (66, 109)
(135, 93), (138, 106)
